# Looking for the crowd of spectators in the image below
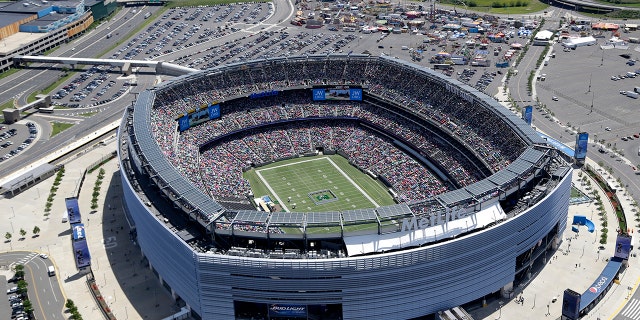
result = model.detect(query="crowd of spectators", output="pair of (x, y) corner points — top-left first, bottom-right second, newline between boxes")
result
(147, 57), (529, 218)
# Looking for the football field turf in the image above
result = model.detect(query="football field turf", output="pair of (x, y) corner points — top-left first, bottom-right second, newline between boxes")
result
(243, 155), (396, 213)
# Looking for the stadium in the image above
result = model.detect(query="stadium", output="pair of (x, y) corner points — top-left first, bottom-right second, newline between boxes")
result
(117, 55), (572, 320)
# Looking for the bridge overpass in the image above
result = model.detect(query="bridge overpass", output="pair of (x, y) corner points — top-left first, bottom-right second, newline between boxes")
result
(543, 0), (630, 13)
(13, 56), (198, 76)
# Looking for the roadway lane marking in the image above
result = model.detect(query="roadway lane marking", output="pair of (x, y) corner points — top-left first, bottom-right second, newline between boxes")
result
(48, 271), (58, 303)
(26, 263), (49, 320)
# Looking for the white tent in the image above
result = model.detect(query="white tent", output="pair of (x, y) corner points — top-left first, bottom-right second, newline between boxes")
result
(534, 30), (553, 41)
(563, 36), (596, 49)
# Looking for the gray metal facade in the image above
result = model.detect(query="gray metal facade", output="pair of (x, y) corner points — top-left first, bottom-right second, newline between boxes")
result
(120, 169), (571, 319)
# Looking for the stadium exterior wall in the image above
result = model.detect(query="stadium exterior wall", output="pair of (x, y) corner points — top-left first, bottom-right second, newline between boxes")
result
(119, 163), (571, 319)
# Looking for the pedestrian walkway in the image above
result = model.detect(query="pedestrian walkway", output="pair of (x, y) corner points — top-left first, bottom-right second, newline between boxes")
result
(0, 141), (177, 320)
(470, 159), (640, 320)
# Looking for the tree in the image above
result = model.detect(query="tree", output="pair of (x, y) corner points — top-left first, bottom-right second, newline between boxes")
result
(22, 299), (33, 315)
(16, 279), (28, 296)
(32, 226), (40, 237)
(19, 228), (26, 239)
(65, 299), (75, 310)
(5, 232), (11, 241)
(14, 264), (24, 272)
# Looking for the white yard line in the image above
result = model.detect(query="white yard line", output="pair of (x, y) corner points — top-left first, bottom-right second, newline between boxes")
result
(257, 156), (326, 172)
(256, 156), (379, 210)
(255, 169), (290, 212)
(325, 157), (379, 207)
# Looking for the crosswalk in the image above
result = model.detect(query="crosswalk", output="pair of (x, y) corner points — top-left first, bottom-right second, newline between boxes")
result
(620, 298), (640, 320)
(8, 252), (38, 270)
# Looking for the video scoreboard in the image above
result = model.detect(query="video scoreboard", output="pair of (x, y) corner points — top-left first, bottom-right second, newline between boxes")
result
(177, 103), (221, 132)
(312, 86), (363, 101)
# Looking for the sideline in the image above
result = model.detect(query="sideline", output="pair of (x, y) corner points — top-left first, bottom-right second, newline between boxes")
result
(326, 157), (379, 207)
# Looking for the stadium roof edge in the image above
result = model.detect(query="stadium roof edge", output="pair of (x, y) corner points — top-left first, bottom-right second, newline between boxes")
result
(132, 55), (566, 230)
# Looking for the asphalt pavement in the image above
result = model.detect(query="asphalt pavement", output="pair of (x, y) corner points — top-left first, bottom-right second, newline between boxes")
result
(0, 251), (64, 320)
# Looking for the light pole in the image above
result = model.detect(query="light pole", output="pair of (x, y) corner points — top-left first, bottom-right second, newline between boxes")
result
(11, 207), (15, 218)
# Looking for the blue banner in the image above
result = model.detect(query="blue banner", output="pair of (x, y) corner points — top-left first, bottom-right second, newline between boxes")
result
(269, 304), (307, 318)
(313, 89), (326, 101)
(562, 289), (581, 320)
(579, 258), (622, 311)
(615, 234), (632, 260)
(73, 239), (91, 269)
(208, 104), (220, 120)
(350, 88), (363, 101)
(249, 90), (278, 99)
(523, 105), (532, 125)
(72, 224), (85, 241)
(178, 115), (190, 132)
(575, 132), (588, 160)
(65, 197), (82, 225)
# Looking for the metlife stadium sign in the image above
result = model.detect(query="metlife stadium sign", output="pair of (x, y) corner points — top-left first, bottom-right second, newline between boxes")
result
(401, 206), (470, 231)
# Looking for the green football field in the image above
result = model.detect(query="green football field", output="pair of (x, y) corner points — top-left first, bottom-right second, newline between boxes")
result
(243, 155), (396, 213)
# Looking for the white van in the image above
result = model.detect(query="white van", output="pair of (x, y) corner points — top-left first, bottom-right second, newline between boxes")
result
(47, 265), (55, 276)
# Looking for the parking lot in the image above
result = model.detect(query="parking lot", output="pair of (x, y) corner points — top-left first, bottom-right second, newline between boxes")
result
(0, 122), (37, 164)
(50, 3), (537, 110)
(533, 32), (640, 167)
(3, 274), (26, 320)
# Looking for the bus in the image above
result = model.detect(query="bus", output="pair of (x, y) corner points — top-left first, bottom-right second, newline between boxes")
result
(433, 64), (453, 70)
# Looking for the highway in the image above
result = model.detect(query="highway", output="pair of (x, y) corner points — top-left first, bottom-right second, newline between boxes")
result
(0, 7), (159, 181)
(0, 251), (64, 320)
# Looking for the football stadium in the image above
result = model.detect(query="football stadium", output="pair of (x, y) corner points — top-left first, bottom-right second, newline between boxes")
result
(118, 55), (572, 319)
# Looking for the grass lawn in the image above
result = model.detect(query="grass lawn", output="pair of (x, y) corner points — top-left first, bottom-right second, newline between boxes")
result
(571, 187), (583, 198)
(51, 122), (74, 137)
(0, 99), (14, 112)
(440, 0), (549, 14)
(79, 112), (98, 117)
(244, 155), (395, 213)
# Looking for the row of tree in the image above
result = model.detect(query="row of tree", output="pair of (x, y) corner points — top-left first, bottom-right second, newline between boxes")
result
(5, 226), (41, 241)
(12, 264), (34, 317)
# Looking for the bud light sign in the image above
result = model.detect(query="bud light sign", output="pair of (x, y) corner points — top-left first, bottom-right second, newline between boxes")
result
(269, 304), (307, 318)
